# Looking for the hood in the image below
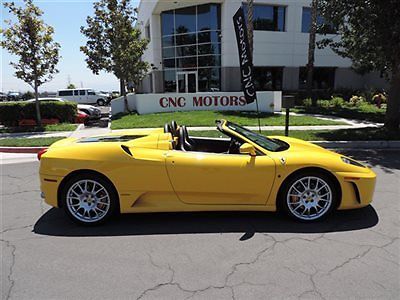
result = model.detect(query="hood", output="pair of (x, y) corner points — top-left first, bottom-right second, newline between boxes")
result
(268, 136), (336, 155)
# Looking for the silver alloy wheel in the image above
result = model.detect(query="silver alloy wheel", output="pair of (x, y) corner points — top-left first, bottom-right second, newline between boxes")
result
(286, 176), (333, 220)
(66, 179), (111, 223)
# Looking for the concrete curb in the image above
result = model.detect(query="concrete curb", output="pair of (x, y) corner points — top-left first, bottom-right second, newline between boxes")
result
(313, 140), (400, 149)
(0, 146), (47, 153)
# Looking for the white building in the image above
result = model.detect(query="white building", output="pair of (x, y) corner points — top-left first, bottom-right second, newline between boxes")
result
(136, 0), (387, 94)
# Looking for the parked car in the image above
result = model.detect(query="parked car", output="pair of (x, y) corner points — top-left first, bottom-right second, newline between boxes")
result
(26, 98), (102, 121)
(56, 89), (110, 106)
(7, 91), (21, 101)
(0, 92), (7, 101)
(38, 119), (376, 225)
(111, 91), (120, 99)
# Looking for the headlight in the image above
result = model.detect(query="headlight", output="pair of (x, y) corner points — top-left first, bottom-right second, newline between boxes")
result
(341, 156), (366, 168)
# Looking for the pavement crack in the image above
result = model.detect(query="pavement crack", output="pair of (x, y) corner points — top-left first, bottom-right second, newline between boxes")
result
(1, 238), (16, 300)
(1, 224), (33, 234)
(327, 247), (372, 274)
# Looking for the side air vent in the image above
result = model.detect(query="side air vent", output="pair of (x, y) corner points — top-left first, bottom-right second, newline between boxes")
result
(121, 145), (132, 156)
(351, 182), (361, 204)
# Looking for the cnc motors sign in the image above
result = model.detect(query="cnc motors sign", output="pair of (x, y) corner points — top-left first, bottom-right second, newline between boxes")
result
(125, 92), (280, 115)
(111, 92), (281, 115)
(159, 94), (248, 109)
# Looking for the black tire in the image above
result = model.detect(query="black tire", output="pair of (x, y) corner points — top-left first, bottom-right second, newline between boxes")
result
(60, 173), (118, 226)
(278, 171), (338, 222)
(97, 99), (105, 106)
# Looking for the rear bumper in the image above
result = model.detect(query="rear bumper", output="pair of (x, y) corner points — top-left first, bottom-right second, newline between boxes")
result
(40, 174), (63, 208)
(335, 170), (376, 210)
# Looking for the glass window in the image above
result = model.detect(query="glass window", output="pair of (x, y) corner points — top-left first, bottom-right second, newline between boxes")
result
(163, 58), (176, 69)
(197, 4), (220, 32)
(198, 31), (221, 44)
(161, 11), (174, 36)
(254, 67), (283, 91)
(176, 45), (197, 57)
(88, 90), (96, 96)
(164, 70), (177, 92)
(162, 36), (175, 48)
(161, 4), (221, 93)
(175, 6), (196, 33)
(74, 90), (79, 96)
(59, 90), (73, 96)
(177, 56), (197, 69)
(198, 55), (221, 68)
(198, 68), (221, 92)
(175, 33), (196, 46)
(79, 90), (86, 96)
(198, 43), (220, 55)
(299, 67), (336, 89)
(243, 4), (286, 31)
(302, 7), (337, 34)
(145, 24), (151, 41)
(162, 47), (175, 58)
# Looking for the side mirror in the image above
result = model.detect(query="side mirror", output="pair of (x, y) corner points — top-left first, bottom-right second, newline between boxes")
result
(240, 143), (257, 156)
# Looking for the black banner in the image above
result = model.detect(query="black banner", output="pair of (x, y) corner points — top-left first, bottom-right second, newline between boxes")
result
(233, 7), (256, 104)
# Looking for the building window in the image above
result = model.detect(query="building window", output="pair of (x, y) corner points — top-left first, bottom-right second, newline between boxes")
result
(299, 67), (336, 90)
(243, 4), (286, 31)
(253, 67), (283, 91)
(161, 4), (222, 92)
(145, 23), (151, 41)
(301, 7), (337, 34)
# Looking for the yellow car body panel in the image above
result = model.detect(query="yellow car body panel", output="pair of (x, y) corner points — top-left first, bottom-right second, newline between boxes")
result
(39, 120), (376, 215)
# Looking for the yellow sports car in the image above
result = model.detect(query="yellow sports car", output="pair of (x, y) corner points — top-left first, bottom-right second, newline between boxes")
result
(39, 120), (376, 225)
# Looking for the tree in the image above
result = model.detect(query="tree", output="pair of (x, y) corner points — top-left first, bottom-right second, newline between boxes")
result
(306, 0), (318, 105)
(1, 0), (60, 127)
(67, 83), (76, 89)
(81, 0), (149, 112)
(318, 0), (400, 131)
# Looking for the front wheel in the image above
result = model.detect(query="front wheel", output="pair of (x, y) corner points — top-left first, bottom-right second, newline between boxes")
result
(61, 173), (118, 225)
(279, 172), (338, 222)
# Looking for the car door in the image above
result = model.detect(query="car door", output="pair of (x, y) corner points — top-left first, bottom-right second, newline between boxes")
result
(165, 151), (276, 205)
(79, 90), (87, 103)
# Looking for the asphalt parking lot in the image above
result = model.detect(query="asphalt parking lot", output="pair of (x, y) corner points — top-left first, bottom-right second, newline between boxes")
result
(1, 150), (399, 299)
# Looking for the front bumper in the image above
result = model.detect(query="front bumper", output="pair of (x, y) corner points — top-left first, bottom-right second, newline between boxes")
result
(40, 174), (63, 208)
(336, 169), (377, 210)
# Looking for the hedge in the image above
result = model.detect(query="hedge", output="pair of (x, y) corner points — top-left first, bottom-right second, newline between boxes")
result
(0, 101), (77, 126)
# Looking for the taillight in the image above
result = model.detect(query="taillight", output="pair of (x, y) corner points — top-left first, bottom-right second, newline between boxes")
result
(37, 148), (48, 161)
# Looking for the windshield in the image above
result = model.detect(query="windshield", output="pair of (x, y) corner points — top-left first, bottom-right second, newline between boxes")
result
(226, 121), (287, 152)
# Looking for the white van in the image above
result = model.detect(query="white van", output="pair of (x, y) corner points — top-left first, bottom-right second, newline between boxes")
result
(57, 89), (110, 106)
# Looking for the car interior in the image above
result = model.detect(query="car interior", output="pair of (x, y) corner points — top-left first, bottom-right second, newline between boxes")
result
(163, 120), (244, 154)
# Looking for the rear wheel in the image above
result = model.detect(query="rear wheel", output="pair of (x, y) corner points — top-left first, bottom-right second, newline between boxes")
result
(279, 171), (338, 222)
(61, 173), (118, 225)
(97, 99), (105, 106)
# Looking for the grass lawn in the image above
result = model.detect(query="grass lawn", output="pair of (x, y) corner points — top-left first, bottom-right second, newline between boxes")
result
(0, 123), (77, 134)
(0, 137), (64, 147)
(190, 127), (400, 141)
(111, 111), (346, 129)
(293, 104), (385, 123)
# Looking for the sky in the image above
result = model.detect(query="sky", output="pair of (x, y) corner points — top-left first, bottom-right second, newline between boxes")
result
(1, 0), (139, 93)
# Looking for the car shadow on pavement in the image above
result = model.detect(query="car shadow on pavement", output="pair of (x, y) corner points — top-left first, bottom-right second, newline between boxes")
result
(33, 205), (378, 239)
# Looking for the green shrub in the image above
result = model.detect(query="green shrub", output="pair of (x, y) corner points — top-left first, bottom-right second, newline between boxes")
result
(349, 95), (366, 107)
(0, 101), (77, 126)
(302, 98), (313, 107)
(330, 97), (346, 108)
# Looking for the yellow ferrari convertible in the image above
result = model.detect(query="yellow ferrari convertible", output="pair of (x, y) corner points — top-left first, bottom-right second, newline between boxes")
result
(39, 119), (376, 225)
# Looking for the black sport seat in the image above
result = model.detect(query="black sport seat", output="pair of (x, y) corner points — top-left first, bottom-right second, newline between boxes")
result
(178, 126), (195, 151)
